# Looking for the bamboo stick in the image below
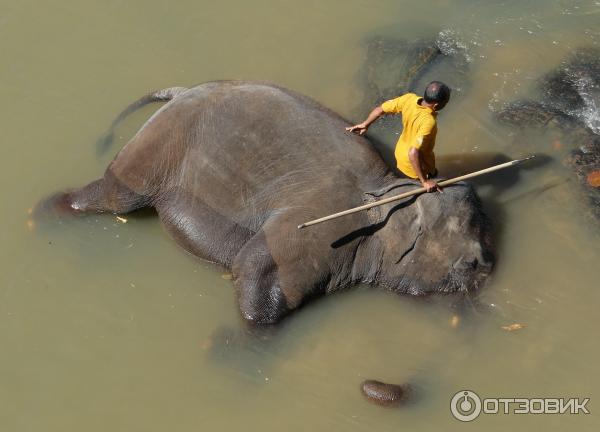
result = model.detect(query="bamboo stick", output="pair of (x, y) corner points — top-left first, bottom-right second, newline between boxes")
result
(297, 155), (535, 229)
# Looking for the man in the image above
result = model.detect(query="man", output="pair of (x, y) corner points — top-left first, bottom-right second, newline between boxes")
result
(346, 81), (451, 192)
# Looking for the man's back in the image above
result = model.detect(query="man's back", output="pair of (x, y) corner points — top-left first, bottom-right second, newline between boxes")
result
(382, 93), (438, 178)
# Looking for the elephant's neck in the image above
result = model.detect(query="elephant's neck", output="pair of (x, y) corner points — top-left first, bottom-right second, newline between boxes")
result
(350, 232), (385, 287)
(344, 175), (420, 287)
(349, 176), (419, 287)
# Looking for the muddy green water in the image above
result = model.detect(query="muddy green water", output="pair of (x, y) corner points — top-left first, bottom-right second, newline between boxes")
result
(1, 1), (599, 431)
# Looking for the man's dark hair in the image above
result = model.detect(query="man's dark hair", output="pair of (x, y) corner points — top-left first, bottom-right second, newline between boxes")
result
(423, 81), (451, 104)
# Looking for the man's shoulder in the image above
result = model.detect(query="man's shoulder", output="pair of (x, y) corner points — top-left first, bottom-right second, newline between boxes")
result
(388, 93), (416, 103)
(382, 93), (418, 113)
(400, 93), (419, 104)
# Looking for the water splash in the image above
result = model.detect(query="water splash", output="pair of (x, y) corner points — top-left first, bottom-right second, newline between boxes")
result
(571, 75), (600, 134)
(436, 29), (473, 63)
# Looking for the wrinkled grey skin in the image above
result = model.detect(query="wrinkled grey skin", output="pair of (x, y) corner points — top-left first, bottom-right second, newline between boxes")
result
(41, 81), (494, 324)
(495, 47), (600, 221)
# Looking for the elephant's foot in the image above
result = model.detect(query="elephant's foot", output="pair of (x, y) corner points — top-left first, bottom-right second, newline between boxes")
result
(361, 380), (413, 407)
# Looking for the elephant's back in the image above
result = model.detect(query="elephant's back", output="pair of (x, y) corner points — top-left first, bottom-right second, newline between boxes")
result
(178, 81), (390, 184)
(111, 81), (389, 228)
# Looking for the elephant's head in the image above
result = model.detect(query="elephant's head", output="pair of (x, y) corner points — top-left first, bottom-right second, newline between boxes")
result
(367, 181), (494, 295)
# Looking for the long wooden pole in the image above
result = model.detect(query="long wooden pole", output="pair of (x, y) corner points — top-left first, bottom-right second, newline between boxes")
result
(297, 155), (535, 229)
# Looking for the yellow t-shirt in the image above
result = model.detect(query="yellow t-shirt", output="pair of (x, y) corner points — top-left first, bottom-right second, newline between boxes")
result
(381, 93), (437, 179)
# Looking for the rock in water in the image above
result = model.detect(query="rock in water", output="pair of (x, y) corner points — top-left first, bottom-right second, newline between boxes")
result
(539, 47), (600, 117)
(361, 380), (411, 406)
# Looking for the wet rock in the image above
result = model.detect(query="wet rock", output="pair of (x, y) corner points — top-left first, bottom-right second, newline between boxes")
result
(360, 380), (412, 407)
(565, 146), (600, 220)
(496, 100), (578, 131)
(538, 47), (600, 115)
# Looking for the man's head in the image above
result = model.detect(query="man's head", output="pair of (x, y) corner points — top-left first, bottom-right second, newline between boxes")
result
(423, 81), (451, 111)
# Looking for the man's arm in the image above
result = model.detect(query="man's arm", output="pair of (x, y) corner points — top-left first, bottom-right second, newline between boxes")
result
(345, 106), (384, 135)
(408, 145), (442, 193)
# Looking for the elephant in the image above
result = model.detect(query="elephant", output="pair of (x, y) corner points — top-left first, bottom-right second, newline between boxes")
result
(359, 37), (442, 112)
(358, 34), (470, 109)
(38, 80), (494, 325)
(495, 47), (600, 221)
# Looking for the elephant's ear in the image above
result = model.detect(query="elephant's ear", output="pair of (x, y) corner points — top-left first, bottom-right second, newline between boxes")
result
(362, 179), (420, 224)
(362, 193), (383, 226)
(363, 180), (419, 199)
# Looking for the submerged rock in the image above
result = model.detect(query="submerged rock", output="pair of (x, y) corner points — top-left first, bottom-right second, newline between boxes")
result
(355, 32), (471, 167)
(539, 47), (600, 120)
(361, 37), (441, 107)
(496, 100), (579, 131)
(358, 33), (470, 115)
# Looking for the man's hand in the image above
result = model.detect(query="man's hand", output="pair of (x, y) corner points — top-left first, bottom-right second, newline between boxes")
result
(422, 179), (443, 193)
(345, 123), (369, 135)
(345, 106), (384, 136)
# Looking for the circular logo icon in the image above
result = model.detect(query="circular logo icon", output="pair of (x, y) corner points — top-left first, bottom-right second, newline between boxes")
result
(450, 390), (482, 422)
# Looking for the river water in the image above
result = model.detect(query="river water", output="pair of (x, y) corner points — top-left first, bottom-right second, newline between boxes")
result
(1, 1), (599, 431)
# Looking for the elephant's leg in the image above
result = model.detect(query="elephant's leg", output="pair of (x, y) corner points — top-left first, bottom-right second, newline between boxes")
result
(155, 191), (254, 266)
(36, 170), (148, 217)
(232, 229), (290, 324)
(232, 211), (330, 324)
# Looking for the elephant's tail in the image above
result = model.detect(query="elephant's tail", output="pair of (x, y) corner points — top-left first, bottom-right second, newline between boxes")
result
(95, 86), (189, 155)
